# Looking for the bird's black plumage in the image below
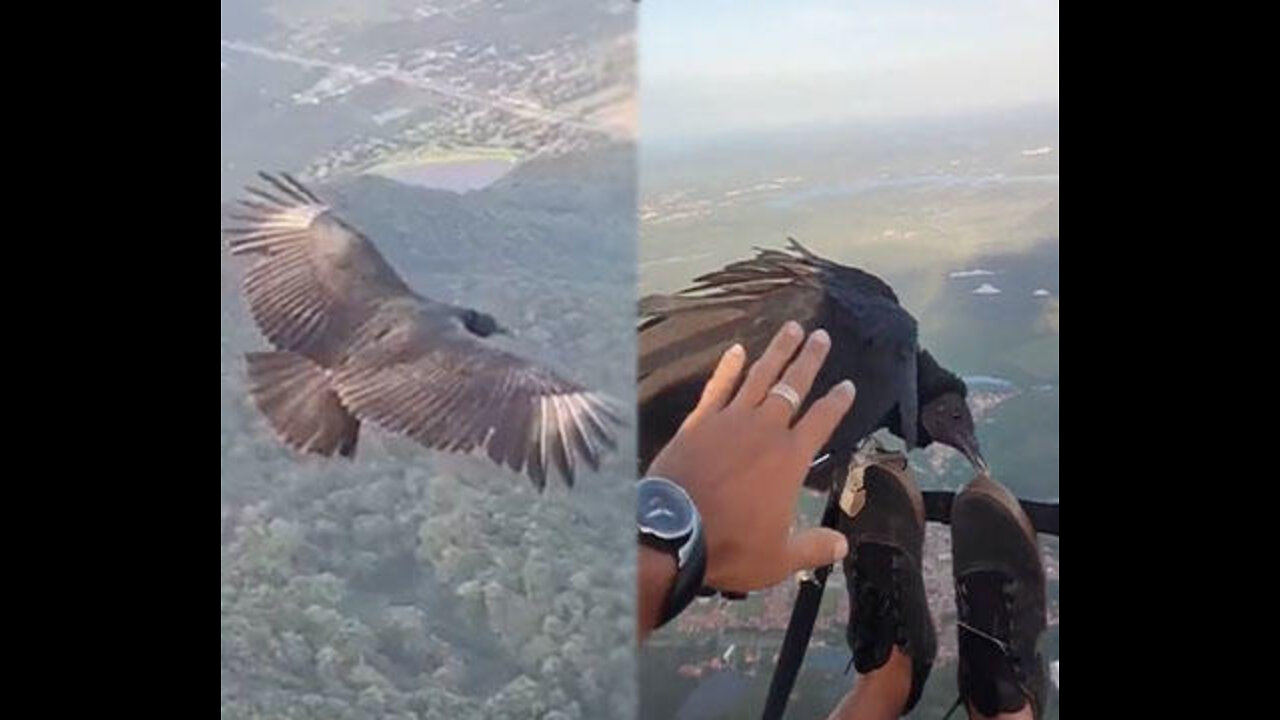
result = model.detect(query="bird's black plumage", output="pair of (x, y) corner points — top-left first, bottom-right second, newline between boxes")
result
(639, 239), (975, 487)
(224, 172), (621, 489)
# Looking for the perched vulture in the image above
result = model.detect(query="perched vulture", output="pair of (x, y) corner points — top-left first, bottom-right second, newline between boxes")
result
(639, 239), (983, 490)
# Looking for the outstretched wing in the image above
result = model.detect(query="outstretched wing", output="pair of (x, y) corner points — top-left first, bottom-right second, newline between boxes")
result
(223, 172), (414, 362)
(332, 314), (622, 489)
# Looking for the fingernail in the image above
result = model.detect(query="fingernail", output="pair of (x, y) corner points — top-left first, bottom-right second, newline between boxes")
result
(811, 329), (830, 347)
(833, 536), (849, 562)
(725, 343), (744, 359)
(837, 380), (855, 398)
(783, 321), (802, 338)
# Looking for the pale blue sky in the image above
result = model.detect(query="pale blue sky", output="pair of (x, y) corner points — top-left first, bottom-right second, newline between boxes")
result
(641, 0), (1059, 139)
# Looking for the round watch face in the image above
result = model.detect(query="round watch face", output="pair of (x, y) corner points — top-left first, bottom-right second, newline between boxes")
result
(637, 478), (696, 540)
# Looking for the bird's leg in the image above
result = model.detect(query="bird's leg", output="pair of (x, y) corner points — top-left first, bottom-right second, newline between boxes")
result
(842, 439), (909, 519)
(853, 435), (906, 470)
(850, 437), (879, 467)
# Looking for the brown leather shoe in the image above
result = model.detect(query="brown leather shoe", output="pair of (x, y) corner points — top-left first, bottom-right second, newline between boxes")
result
(837, 454), (936, 714)
(951, 473), (1048, 719)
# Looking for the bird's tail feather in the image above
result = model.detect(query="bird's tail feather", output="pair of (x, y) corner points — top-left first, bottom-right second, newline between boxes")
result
(245, 351), (359, 457)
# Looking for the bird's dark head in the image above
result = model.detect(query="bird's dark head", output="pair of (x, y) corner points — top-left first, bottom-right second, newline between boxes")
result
(921, 391), (986, 473)
(459, 308), (512, 338)
(916, 351), (985, 472)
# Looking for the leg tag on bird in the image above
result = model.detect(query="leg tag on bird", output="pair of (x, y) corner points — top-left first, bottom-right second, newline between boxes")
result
(839, 463), (867, 518)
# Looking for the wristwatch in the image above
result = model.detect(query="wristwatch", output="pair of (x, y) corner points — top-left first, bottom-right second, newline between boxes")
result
(637, 476), (708, 626)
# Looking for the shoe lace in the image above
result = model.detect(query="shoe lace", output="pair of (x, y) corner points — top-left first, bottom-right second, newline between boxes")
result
(844, 553), (904, 673)
(941, 576), (1036, 719)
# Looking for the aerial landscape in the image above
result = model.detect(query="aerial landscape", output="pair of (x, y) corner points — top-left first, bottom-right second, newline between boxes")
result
(636, 1), (1058, 715)
(221, 0), (633, 199)
(638, 110), (1060, 719)
(221, 2), (636, 718)
(221, 0), (1059, 716)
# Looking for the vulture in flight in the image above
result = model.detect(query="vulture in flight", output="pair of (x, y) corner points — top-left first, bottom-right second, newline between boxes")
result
(223, 172), (621, 489)
(639, 239), (983, 490)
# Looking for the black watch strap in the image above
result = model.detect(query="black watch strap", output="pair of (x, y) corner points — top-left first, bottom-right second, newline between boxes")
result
(657, 526), (706, 626)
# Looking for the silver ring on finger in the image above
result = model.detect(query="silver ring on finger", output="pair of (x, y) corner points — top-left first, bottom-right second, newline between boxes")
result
(767, 381), (801, 415)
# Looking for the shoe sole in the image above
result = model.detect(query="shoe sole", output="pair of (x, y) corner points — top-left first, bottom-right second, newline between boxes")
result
(842, 461), (926, 562)
(952, 473), (1043, 580)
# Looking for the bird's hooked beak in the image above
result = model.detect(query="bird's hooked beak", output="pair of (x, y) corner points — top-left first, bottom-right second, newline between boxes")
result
(958, 431), (989, 474)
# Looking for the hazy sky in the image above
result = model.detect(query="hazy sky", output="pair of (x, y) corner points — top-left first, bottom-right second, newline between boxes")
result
(641, 0), (1059, 140)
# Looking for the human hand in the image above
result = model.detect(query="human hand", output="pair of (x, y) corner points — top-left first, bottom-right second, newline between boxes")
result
(647, 320), (857, 592)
